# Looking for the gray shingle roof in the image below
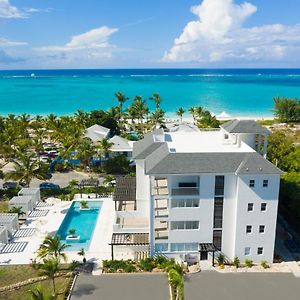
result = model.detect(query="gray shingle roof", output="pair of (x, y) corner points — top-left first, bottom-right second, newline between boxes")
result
(221, 119), (269, 134)
(109, 135), (132, 152)
(145, 152), (282, 175)
(132, 129), (165, 159)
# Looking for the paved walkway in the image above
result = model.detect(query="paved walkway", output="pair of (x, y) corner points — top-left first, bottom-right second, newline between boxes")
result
(185, 271), (300, 300)
(70, 273), (169, 300)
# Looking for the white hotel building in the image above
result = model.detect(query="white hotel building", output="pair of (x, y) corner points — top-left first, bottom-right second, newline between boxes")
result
(112, 120), (282, 264)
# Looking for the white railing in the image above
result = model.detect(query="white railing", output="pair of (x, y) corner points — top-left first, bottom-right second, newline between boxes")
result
(171, 187), (200, 196)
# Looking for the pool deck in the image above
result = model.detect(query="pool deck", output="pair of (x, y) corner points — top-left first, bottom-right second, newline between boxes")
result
(0, 196), (115, 266)
(64, 195), (115, 268)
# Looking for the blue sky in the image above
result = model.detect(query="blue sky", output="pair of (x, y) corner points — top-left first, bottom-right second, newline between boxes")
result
(0, 0), (300, 69)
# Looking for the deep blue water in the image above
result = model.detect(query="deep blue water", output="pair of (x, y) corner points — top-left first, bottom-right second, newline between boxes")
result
(0, 68), (300, 117)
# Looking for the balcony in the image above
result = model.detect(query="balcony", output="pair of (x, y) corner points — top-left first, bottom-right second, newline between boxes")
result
(155, 207), (169, 218)
(155, 220), (168, 240)
(154, 198), (168, 218)
(152, 187), (169, 197)
(171, 187), (200, 196)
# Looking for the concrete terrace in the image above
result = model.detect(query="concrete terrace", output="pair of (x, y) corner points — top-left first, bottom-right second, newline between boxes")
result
(0, 196), (115, 266)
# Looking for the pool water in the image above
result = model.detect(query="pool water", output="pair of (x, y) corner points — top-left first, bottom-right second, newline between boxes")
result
(56, 201), (102, 251)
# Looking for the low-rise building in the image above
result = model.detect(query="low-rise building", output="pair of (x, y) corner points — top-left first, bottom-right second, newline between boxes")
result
(112, 120), (282, 264)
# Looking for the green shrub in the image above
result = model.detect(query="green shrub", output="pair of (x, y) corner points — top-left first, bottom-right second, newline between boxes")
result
(102, 259), (136, 273)
(217, 254), (225, 265)
(244, 259), (253, 267)
(155, 255), (169, 266)
(139, 258), (156, 271)
(261, 260), (269, 269)
(233, 256), (240, 268)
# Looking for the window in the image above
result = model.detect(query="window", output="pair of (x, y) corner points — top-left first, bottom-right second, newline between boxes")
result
(257, 247), (263, 255)
(215, 175), (225, 195)
(244, 247), (251, 256)
(249, 180), (255, 188)
(155, 243), (168, 252)
(224, 134), (229, 140)
(259, 225), (265, 233)
(178, 182), (197, 187)
(247, 203), (254, 211)
(171, 198), (199, 208)
(261, 203), (267, 211)
(213, 197), (224, 228)
(171, 221), (199, 230)
(246, 225), (252, 234)
(170, 243), (198, 252)
(263, 180), (268, 187)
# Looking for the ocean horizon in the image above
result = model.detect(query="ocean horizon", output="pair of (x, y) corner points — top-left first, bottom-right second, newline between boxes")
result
(1, 68), (300, 117)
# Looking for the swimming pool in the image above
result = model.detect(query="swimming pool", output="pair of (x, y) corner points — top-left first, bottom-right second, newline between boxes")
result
(56, 201), (102, 251)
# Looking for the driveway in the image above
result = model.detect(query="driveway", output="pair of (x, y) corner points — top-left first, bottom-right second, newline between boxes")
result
(185, 271), (300, 300)
(70, 273), (169, 300)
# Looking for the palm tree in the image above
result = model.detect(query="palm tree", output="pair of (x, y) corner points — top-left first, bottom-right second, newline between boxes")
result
(189, 107), (197, 124)
(149, 108), (166, 129)
(195, 106), (204, 119)
(176, 108), (185, 123)
(74, 110), (88, 127)
(76, 139), (96, 168)
(168, 268), (184, 300)
(9, 206), (25, 217)
(131, 96), (148, 132)
(5, 152), (49, 187)
(37, 235), (69, 262)
(38, 258), (60, 297)
(77, 248), (86, 263)
(29, 285), (53, 300)
(97, 138), (113, 160)
(114, 92), (129, 114)
(149, 93), (162, 110)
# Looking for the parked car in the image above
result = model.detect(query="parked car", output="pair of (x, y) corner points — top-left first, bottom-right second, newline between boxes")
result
(39, 182), (60, 190)
(3, 181), (18, 190)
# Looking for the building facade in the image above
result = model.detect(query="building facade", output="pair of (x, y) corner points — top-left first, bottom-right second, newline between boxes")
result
(129, 120), (282, 264)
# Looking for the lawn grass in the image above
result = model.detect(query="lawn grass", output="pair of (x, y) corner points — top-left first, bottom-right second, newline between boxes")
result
(1, 276), (72, 300)
(0, 265), (40, 287)
(0, 200), (8, 213)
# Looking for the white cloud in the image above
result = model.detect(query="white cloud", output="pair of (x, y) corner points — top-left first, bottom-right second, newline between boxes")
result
(0, 37), (27, 47)
(0, 0), (26, 18)
(163, 0), (300, 64)
(24, 7), (52, 14)
(36, 26), (119, 62)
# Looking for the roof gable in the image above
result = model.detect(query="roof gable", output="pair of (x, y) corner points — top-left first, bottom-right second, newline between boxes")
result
(221, 119), (269, 134)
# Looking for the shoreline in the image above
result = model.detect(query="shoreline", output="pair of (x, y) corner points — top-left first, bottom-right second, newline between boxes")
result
(0, 111), (274, 121)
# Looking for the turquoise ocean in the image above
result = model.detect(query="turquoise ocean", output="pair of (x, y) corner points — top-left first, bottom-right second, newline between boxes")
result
(0, 69), (300, 117)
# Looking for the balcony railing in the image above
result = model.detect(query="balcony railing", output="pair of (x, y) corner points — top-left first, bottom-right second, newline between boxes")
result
(171, 187), (200, 196)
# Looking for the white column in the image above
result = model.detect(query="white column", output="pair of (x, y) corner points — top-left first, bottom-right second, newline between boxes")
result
(263, 135), (268, 158)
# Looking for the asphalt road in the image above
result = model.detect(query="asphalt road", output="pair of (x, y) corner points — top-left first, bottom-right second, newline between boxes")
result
(0, 171), (103, 189)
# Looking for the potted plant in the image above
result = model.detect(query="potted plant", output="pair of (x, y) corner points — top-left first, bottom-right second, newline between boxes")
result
(78, 248), (87, 264)
(66, 228), (80, 241)
(80, 200), (89, 210)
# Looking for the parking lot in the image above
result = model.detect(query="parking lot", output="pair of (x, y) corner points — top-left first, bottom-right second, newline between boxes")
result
(70, 272), (300, 300)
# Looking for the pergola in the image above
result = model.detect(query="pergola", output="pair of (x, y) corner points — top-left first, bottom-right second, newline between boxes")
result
(199, 243), (218, 266)
(109, 233), (149, 260)
(78, 178), (100, 198)
(113, 177), (136, 211)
